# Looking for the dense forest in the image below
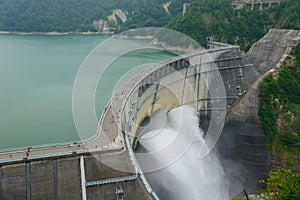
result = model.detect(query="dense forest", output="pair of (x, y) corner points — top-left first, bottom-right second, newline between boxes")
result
(165, 0), (300, 49)
(0, 0), (299, 49)
(0, 0), (161, 32)
(0, 0), (186, 32)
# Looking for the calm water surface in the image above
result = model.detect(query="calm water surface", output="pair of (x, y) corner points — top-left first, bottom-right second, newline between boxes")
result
(0, 34), (176, 149)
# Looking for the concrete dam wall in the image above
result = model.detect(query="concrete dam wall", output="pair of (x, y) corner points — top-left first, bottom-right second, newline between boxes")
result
(119, 45), (249, 146)
(0, 152), (151, 200)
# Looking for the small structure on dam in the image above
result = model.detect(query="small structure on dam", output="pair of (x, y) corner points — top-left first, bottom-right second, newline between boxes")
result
(232, 0), (284, 10)
(0, 29), (299, 199)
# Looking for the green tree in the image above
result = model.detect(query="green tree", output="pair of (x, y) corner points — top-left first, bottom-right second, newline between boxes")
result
(259, 169), (300, 200)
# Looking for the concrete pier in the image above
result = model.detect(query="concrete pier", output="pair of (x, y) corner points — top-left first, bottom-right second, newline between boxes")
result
(80, 156), (87, 200)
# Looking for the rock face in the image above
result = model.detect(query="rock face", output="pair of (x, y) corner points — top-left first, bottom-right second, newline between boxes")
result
(163, 2), (171, 14)
(183, 3), (190, 16)
(93, 19), (111, 33)
(93, 9), (127, 33)
(107, 9), (127, 24)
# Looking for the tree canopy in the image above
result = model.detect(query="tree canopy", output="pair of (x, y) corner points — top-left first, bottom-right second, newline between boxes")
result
(259, 168), (300, 200)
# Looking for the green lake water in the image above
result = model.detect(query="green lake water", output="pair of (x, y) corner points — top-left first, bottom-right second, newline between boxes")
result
(0, 34), (176, 149)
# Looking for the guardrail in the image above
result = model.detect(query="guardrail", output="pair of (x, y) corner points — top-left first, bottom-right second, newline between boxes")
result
(0, 145), (123, 164)
(85, 174), (138, 187)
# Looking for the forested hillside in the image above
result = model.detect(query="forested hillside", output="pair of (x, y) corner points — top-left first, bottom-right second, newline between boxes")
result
(0, 0), (186, 32)
(0, 0), (299, 48)
(165, 0), (300, 49)
(119, 0), (193, 30)
(0, 0), (165, 32)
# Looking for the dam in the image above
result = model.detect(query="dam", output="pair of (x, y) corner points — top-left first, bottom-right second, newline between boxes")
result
(0, 29), (299, 199)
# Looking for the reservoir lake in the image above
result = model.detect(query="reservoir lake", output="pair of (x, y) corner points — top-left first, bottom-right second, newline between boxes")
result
(0, 34), (176, 149)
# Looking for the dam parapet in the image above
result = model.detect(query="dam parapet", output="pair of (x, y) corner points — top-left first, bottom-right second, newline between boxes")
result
(118, 44), (250, 144)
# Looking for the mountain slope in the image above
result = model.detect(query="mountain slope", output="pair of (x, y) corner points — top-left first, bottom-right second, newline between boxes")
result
(0, 0), (299, 50)
(165, 0), (300, 49)
(0, 0), (166, 32)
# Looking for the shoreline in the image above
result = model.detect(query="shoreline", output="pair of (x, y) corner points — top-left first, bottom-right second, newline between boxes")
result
(115, 34), (202, 53)
(0, 30), (113, 35)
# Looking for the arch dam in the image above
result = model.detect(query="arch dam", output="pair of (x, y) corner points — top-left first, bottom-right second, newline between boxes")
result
(0, 29), (299, 199)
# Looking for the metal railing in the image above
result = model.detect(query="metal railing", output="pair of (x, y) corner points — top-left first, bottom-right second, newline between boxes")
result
(85, 174), (138, 187)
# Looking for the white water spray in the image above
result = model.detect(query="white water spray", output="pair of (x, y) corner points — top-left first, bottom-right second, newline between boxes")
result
(136, 105), (229, 200)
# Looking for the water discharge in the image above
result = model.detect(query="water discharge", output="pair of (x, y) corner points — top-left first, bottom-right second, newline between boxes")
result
(136, 105), (229, 200)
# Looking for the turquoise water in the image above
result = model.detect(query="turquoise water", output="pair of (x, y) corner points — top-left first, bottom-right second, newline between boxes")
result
(0, 34), (176, 149)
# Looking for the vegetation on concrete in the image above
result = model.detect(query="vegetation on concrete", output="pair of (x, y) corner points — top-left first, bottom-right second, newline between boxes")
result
(231, 196), (244, 200)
